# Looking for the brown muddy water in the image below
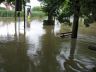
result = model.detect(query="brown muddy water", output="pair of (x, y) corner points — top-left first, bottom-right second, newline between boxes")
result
(0, 18), (96, 72)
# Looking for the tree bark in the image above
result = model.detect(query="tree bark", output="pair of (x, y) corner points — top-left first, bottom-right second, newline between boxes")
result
(71, 0), (80, 38)
(48, 12), (53, 21)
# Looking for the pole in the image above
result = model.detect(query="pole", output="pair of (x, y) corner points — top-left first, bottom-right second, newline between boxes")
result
(23, 0), (26, 30)
(15, 0), (17, 36)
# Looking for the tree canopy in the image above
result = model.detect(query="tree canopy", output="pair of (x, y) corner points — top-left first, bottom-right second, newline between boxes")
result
(80, 0), (96, 26)
(38, 0), (64, 21)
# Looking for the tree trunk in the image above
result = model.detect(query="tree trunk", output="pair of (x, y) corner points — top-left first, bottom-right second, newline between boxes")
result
(92, 9), (96, 21)
(71, 0), (80, 38)
(43, 12), (54, 25)
(48, 12), (53, 21)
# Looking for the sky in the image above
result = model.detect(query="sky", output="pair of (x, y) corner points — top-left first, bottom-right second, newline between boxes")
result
(30, 0), (41, 8)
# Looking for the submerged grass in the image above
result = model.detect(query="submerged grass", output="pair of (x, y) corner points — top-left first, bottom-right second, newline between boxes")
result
(78, 22), (96, 36)
(60, 24), (72, 33)
(59, 19), (96, 37)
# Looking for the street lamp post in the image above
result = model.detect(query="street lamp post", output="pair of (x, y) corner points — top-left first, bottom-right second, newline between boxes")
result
(23, 0), (26, 30)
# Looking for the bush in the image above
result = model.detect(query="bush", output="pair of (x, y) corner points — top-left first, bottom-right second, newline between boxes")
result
(32, 6), (42, 11)
(31, 11), (46, 17)
(31, 6), (46, 18)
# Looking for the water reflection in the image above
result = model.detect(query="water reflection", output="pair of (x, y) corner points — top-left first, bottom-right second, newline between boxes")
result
(27, 25), (60, 72)
(27, 21), (31, 28)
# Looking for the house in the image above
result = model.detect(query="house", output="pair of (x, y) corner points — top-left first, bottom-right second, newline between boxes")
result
(0, 2), (15, 10)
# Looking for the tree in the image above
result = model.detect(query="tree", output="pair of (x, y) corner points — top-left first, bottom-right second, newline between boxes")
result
(38, 0), (65, 25)
(57, 0), (96, 38)
(71, 0), (80, 38)
(41, 0), (57, 20)
(80, 0), (96, 26)
(57, 0), (74, 24)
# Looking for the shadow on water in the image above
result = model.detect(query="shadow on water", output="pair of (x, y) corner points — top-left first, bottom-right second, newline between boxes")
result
(38, 25), (60, 72)
(0, 18), (96, 72)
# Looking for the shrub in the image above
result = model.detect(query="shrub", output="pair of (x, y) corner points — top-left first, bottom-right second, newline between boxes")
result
(31, 11), (45, 17)
(32, 6), (42, 11)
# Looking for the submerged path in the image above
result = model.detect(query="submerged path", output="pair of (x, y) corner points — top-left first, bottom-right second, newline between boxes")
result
(0, 19), (96, 72)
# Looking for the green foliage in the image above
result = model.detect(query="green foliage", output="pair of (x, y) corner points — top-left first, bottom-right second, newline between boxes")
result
(7, 0), (15, 3)
(39, 0), (96, 25)
(80, 0), (96, 26)
(39, 0), (73, 23)
(56, 0), (96, 26)
(47, 0), (64, 15)
(32, 11), (46, 17)
(39, 0), (65, 21)
(31, 6), (46, 17)
(57, 0), (73, 24)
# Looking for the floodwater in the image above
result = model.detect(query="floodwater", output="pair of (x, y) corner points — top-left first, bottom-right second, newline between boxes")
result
(0, 18), (96, 72)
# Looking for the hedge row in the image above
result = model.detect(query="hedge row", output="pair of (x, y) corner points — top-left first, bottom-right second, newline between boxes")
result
(0, 10), (14, 17)
(0, 10), (24, 17)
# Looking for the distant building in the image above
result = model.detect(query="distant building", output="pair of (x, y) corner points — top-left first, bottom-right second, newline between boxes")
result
(0, 2), (15, 10)
(0, 2), (6, 8)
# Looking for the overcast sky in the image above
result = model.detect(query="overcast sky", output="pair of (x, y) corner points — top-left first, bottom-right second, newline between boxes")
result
(30, 0), (40, 8)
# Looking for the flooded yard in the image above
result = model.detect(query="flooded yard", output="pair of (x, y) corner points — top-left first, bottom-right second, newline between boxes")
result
(0, 18), (96, 72)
